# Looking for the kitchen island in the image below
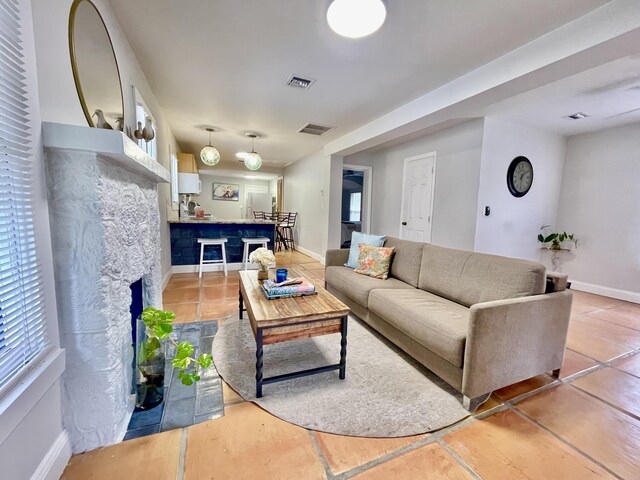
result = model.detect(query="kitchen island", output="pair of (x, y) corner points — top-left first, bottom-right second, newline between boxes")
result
(169, 219), (277, 271)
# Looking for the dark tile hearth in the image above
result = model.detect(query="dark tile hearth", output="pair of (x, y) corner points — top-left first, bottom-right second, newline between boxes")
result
(124, 320), (223, 441)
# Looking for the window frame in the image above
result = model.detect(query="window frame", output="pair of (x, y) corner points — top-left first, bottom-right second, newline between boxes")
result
(0, 0), (63, 443)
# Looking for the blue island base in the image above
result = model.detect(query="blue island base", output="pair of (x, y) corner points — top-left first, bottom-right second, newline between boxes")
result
(170, 222), (276, 269)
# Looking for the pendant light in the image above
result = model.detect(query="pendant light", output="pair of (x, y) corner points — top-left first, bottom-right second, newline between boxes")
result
(243, 133), (263, 171)
(327, 0), (387, 38)
(200, 127), (220, 166)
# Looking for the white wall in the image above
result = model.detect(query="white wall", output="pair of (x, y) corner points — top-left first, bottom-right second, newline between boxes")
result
(283, 151), (329, 259)
(31, 0), (180, 282)
(474, 117), (566, 261)
(346, 119), (485, 250)
(193, 175), (270, 219)
(0, 381), (66, 480)
(556, 122), (640, 300)
(0, 1), (68, 478)
(326, 155), (345, 252)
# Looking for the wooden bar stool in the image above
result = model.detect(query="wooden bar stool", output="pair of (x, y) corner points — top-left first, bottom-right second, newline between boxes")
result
(197, 238), (228, 278)
(276, 212), (297, 251)
(241, 237), (269, 270)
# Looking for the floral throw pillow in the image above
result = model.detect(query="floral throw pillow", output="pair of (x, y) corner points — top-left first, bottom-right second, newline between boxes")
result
(354, 244), (395, 280)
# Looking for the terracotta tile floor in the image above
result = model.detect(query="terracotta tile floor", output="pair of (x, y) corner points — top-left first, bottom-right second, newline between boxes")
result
(62, 429), (182, 480)
(313, 431), (428, 475)
(63, 250), (640, 480)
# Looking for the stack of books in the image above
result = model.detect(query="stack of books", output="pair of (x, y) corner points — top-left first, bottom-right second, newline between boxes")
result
(261, 277), (317, 300)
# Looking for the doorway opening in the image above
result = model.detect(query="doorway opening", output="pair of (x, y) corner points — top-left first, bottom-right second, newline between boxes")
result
(340, 165), (372, 248)
(244, 184), (270, 219)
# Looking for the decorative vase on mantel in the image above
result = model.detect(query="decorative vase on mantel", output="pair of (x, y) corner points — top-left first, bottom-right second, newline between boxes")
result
(258, 264), (269, 281)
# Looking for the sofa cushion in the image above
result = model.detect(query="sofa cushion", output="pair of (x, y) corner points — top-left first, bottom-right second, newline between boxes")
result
(354, 245), (395, 279)
(346, 232), (385, 268)
(383, 237), (424, 287)
(418, 244), (546, 307)
(325, 265), (414, 308)
(369, 289), (469, 367)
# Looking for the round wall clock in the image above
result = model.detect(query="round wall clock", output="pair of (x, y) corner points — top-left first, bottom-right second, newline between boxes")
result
(506, 156), (533, 197)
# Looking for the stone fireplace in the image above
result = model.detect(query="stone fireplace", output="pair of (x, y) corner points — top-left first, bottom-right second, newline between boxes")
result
(43, 123), (170, 453)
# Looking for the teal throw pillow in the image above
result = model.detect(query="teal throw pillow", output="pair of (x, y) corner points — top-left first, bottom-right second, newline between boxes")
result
(346, 232), (385, 269)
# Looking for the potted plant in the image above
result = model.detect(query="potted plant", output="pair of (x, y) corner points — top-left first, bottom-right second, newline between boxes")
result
(135, 307), (213, 410)
(537, 225), (578, 251)
(249, 247), (276, 280)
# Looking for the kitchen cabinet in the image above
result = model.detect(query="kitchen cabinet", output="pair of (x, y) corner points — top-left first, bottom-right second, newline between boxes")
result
(177, 153), (198, 173)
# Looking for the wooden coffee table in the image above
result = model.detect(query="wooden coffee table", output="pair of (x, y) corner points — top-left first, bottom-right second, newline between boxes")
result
(238, 267), (350, 397)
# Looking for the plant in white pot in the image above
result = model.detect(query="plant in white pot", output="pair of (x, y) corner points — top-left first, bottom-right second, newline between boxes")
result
(538, 225), (578, 251)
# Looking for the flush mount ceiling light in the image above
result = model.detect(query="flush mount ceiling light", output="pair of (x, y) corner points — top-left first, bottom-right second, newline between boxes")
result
(200, 128), (220, 166)
(327, 0), (387, 38)
(236, 133), (263, 171)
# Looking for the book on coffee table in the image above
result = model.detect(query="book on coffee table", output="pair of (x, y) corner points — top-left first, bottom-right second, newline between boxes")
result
(261, 277), (317, 300)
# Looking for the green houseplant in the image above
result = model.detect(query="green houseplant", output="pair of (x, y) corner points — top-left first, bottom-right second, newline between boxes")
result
(537, 225), (578, 251)
(135, 307), (213, 409)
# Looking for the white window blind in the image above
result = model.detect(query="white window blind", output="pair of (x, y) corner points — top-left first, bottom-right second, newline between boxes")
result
(0, 0), (50, 388)
(349, 192), (362, 222)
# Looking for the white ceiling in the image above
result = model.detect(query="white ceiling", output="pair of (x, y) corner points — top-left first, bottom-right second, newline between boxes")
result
(481, 55), (640, 136)
(109, 0), (611, 166)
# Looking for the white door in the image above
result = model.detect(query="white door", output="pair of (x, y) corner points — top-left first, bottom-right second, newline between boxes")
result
(399, 153), (436, 241)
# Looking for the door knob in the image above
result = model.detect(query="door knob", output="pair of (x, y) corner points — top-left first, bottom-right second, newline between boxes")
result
(401, 222), (407, 226)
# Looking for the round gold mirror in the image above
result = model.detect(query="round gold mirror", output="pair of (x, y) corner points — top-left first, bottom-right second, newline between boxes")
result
(69, 0), (124, 130)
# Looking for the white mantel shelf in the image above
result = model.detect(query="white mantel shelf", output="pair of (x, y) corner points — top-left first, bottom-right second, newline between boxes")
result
(42, 122), (170, 184)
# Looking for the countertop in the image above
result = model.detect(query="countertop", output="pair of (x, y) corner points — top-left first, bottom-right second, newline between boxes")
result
(168, 218), (278, 225)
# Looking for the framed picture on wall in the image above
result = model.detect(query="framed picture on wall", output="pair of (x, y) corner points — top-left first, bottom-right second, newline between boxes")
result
(213, 183), (240, 201)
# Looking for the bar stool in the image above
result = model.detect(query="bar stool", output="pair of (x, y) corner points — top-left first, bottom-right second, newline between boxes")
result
(197, 238), (228, 278)
(241, 237), (269, 270)
(280, 212), (297, 251)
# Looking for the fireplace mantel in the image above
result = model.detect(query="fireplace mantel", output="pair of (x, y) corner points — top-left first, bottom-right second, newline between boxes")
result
(42, 122), (170, 184)
(43, 123), (166, 453)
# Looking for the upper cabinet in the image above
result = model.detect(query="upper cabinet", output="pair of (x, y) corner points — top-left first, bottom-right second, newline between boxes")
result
(177, 153), (198, 173)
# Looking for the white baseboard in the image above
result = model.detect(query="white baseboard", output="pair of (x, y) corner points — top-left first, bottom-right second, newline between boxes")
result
(172, 262), (257, 274)
(30, 430), (72, 480)
(294, 246), (325, 265)
(570, 280), (640, 304)
(161, 268), (172, 291)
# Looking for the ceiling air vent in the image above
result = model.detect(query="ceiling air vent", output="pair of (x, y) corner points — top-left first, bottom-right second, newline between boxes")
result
(286, 74), (315, 89)
(297, 123), (334, 136)
(564, 112), (590, 120)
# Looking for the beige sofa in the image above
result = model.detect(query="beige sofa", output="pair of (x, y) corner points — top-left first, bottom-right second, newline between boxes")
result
(325, 237), (572, 411)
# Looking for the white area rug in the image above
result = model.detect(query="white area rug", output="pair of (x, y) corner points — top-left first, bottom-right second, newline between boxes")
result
(213, 316), (469, 437)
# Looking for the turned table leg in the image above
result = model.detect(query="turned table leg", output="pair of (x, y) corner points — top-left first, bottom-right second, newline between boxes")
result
(339, 316), (348, 380)
(256, 328), (264, 398)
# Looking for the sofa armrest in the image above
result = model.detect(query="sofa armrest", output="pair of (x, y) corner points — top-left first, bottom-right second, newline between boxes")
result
(325, 249), (349, 268)
(461, 290), (572, 398)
